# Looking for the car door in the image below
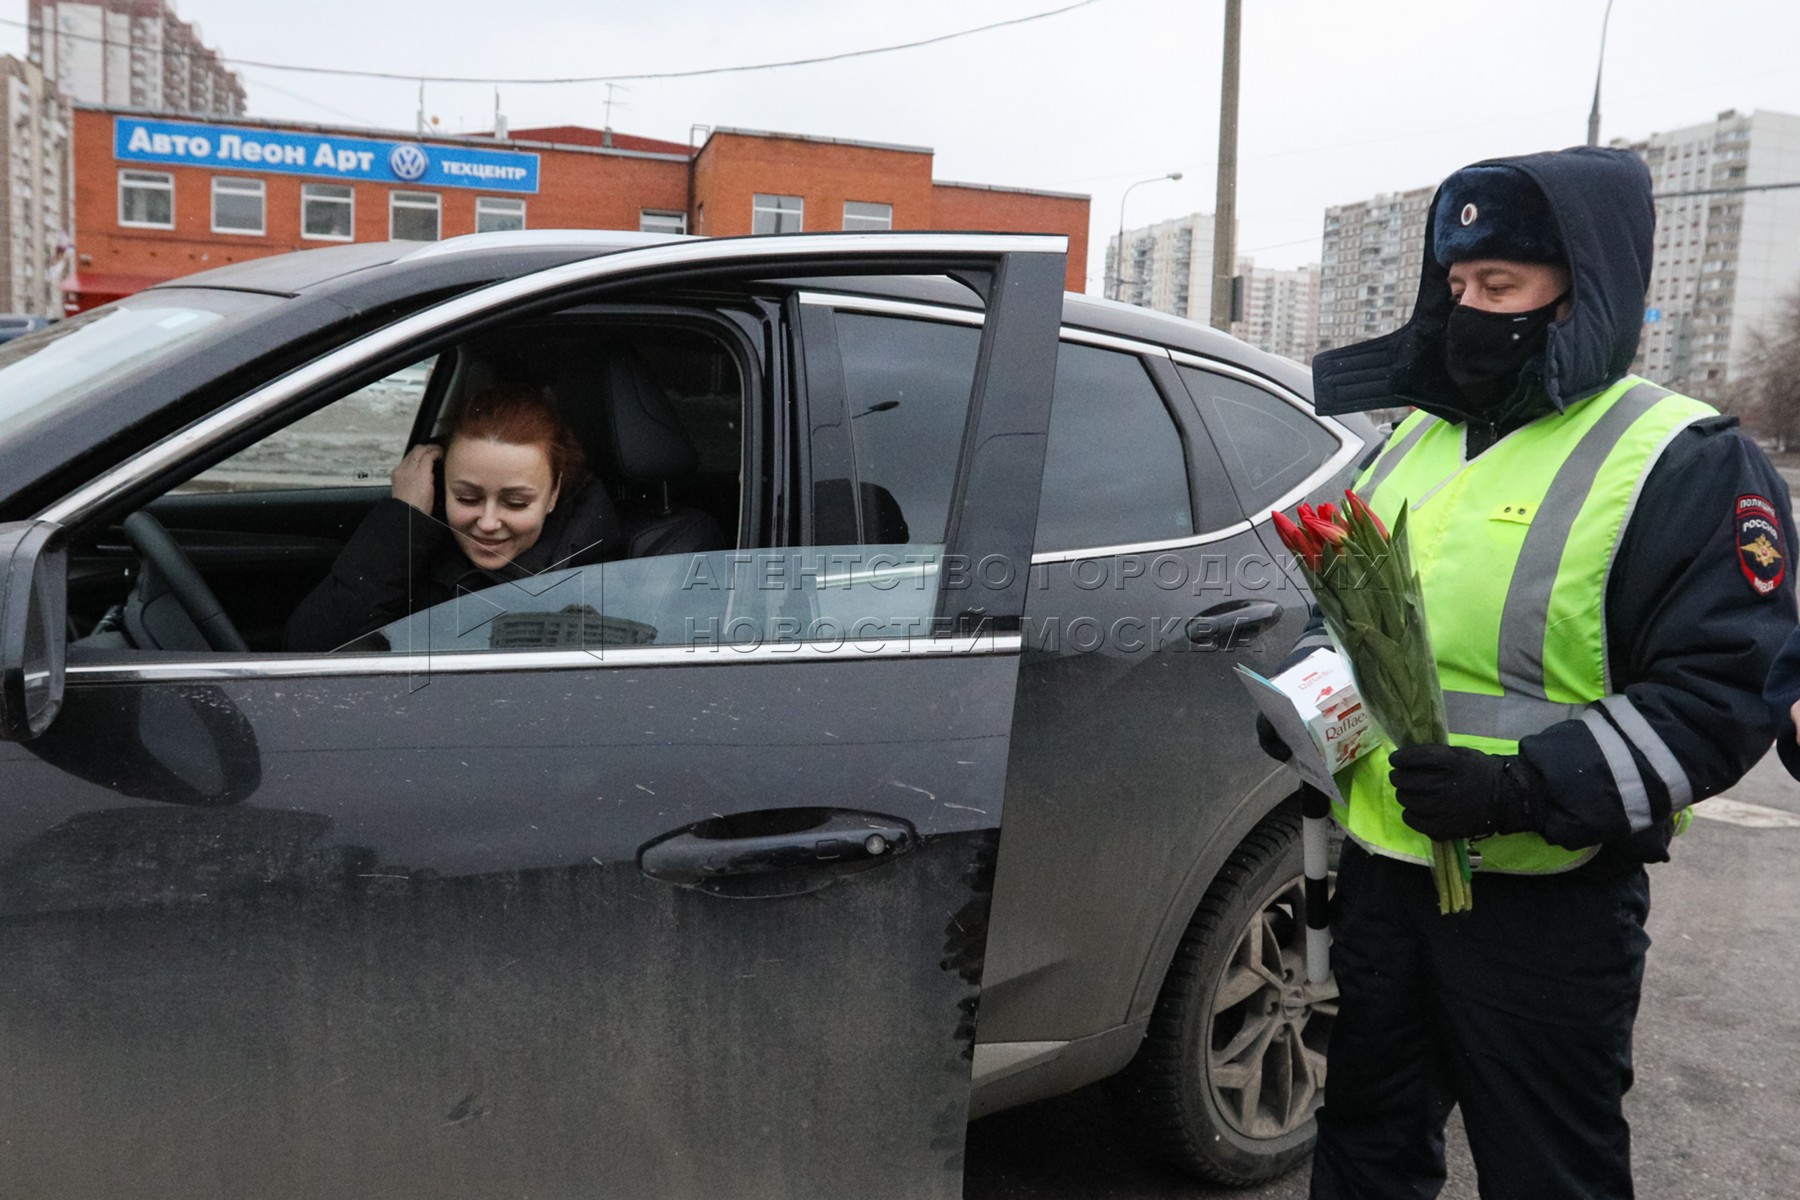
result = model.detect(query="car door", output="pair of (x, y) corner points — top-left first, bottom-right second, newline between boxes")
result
(979, 338), (1337, 1069)
(0, 234), (1066, 1200)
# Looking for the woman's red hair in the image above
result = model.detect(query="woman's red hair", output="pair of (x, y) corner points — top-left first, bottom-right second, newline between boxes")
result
(444, 385), (586, 487)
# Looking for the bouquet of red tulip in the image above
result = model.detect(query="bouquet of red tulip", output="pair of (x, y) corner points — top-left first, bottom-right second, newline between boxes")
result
(1273, 492), (1473, 914)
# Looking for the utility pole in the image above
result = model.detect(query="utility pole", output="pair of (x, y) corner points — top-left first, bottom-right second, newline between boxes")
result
(1209, 0), (1242, 331)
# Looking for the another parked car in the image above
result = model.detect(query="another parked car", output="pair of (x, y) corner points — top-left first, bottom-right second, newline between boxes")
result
(0, 313), (54, 344)
(0, 231), (1376, 1199)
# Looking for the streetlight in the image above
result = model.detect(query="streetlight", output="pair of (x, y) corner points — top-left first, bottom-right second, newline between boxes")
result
(1587, 0), (1617, 147)
(1113, 172), (1183, 302)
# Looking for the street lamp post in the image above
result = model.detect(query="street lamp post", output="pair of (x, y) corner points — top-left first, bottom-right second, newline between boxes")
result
(1113, 172), (1182, 302)
(1587, 0), (1618, 147)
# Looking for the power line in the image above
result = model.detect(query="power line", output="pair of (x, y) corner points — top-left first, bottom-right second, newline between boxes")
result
(1653, 180), (1800, 199)
(0, 3), (1105, 86)
(235, 69), (378, 128)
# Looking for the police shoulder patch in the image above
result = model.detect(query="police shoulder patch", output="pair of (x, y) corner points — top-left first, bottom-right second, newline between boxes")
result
(1736, 494), (1786, 596)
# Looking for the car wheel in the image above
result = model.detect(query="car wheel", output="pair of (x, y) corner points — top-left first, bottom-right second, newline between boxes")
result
(1114, 809), (1338, 1185)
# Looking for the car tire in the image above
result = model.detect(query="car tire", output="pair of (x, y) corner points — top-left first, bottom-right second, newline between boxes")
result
(1112, 807), (1337, 1185)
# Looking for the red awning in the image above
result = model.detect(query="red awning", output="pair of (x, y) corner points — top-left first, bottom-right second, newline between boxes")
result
(61, 271), (172, 314)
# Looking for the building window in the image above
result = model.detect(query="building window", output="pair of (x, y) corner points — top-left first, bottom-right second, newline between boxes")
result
(475, 196), (526, 233)
(842, 200), (893, 231)
(301, 183), (354, 241)
(390, 191), (441, 241)
(119, 169), (173, 229)
(639, 209), (687, 235)
(752, 193), (803, 235)
(211, 177), (265, 235)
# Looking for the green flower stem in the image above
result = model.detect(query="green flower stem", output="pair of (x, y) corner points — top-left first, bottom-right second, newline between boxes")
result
(1305, 500), (1472, 914)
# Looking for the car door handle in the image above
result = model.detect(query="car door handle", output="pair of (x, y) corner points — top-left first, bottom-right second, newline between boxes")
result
(638, 808), (917, 897)
(1187, 599), (1284, 647)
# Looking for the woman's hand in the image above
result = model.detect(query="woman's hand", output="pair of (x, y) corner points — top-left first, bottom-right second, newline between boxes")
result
(1791, 697), (1800, 745)
(390, 443), (443, 514)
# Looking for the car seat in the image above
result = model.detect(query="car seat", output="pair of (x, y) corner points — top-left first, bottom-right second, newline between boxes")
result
(581, 349), (728, 558)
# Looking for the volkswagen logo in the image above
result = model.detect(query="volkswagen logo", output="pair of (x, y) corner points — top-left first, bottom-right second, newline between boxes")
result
(389, 144), (430, 182)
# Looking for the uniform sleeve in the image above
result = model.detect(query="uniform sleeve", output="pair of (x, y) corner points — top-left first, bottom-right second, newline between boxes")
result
(1519, 418), (1800, 849)
(1764, 625), (1800, 780)
(283, 498), (449, 651)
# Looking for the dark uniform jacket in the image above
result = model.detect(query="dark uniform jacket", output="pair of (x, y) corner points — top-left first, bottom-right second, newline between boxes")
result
(1764, 627), (1800, 779)
(1307, 147), (1799, 863)
(284, 478), (622, 652)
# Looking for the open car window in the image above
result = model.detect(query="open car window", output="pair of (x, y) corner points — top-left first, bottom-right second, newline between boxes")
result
(64, 303), (758, 658)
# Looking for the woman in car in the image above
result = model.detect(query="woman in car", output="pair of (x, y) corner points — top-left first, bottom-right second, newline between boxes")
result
(285, 383), (620, 651)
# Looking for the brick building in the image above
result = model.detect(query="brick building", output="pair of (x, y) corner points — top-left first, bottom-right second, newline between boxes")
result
(65, 108), (1089, 311)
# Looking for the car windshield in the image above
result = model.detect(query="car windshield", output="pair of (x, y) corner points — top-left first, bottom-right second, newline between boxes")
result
(0, 293), (276, 442)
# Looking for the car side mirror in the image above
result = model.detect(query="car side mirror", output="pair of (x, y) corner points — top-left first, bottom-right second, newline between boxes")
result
(0, 521), (68, 741)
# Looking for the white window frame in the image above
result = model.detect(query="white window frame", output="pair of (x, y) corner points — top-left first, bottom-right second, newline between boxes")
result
(842, 201), (892, 232)
(300, 182), (355, 242)
(639, 209), (687, 235)
(751, 193), (803, 235)
(211, 176), (266, 236)
(475, 196), (527, 234)
(118, 169), (174, 230)
(389, 190), (441, 241)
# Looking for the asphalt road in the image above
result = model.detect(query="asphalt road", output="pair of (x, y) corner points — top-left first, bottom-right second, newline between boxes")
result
(965, 748), (1800, 1199)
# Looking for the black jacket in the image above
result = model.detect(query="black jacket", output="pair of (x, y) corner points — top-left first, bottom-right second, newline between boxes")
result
(1764, 626), (1800, 780)
(1307, 147), (1799, 861)
(284, 479), (623, 652)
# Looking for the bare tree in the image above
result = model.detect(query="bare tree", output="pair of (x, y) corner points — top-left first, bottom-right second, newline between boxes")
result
(1741, 288), (1800, 452)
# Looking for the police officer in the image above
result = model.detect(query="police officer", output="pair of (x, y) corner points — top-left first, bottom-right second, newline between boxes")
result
(1281, 147), (1799, 1198)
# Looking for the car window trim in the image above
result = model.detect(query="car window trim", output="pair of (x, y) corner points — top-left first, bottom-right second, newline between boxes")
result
(62, 632), (1024, 685)
(1168, 348), (1362, 528)
(40, 233), (1064, 529)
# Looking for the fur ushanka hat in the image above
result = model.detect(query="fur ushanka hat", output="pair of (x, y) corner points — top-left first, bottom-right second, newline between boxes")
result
(1431, 164), (1565, 267)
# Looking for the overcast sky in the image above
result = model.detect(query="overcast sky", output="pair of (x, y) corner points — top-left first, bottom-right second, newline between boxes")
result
(7, 0), (1799, 291)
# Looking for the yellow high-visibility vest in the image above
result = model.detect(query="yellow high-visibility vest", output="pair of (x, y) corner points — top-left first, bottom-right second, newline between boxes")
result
(1337, 376), (1715, 873)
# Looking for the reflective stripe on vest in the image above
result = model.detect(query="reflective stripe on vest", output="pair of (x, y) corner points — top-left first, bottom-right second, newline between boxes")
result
(1335, 377), (1716, 873)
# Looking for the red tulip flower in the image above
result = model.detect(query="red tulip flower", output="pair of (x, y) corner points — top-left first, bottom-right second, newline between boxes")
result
(1345, 489), (1388, 538)
(1272, 509), (1323, 571)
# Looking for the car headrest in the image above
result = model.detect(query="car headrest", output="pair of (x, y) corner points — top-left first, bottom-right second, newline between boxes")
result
(600, 350), (698, 485)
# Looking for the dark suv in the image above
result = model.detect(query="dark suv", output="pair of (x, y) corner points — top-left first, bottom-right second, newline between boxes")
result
(0, 232), (1375, 1199)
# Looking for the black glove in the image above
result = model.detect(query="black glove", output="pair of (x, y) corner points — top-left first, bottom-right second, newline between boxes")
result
(1389, 744), (1547, 840)
(1256, 713), (1293, 763)
(1254, 644), (1330, 765)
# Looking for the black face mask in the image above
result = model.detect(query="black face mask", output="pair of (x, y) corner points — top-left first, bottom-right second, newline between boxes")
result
(1443, 292), (1567, 415)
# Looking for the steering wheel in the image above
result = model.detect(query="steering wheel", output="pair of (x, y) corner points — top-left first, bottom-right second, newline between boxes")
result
(122, 511), (249, 653)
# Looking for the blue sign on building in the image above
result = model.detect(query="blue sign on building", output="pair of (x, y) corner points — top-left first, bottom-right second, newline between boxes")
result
(1646, 307), (1662, 324)
(114, 117), (540, 194)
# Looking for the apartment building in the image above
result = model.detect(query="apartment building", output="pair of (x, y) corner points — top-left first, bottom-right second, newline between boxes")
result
(1231, 260), (1321, 364)
(0, 56), (74, 316)
(1105, 211), (1216, 319)
(28, 0), (245, 117)
(1627, 109), (1800, 404)
(1316, 185), (1433, 355)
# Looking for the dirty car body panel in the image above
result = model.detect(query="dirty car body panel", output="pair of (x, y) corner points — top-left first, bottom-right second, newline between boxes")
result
(0, 234), (1069, 1199)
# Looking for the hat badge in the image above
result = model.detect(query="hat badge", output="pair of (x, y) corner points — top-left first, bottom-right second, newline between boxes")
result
(1460, 202), (1478, 227)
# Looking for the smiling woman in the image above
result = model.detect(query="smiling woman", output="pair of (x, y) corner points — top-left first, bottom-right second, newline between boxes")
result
(283, 384), (621, 651)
